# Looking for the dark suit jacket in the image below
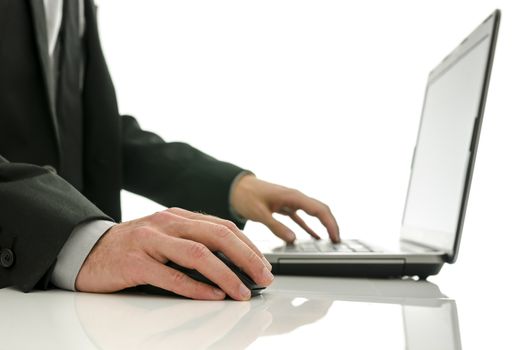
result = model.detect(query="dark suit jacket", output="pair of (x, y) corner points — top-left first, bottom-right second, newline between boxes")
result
(0, 0), (245, 292)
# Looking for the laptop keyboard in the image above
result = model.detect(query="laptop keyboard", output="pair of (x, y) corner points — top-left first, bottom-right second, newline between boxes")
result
(274, 239), (374, 253)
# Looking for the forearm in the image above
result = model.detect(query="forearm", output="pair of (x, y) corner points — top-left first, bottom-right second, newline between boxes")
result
(121, 115), (248, 226)
(0, 156), (111, 291)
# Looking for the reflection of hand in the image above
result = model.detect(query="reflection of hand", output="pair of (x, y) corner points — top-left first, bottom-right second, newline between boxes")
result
(74, 292), (333, 349)
(76, 208), (273, 301)
(204, 295), (333, 347)
(74, 293), (271, 350)
(230, 174), (340, 243)
(262, 297), (333, 336)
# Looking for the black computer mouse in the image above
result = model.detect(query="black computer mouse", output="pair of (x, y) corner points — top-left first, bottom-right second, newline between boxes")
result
(134, 251), (266, 298)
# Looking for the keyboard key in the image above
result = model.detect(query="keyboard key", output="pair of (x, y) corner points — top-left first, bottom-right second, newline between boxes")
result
(345, 241), (372, 252)
(273, 240), (365, 254)
(300, 245), (319, 252)
(334, 244), (353, 252)
(316, 242), (336, 252)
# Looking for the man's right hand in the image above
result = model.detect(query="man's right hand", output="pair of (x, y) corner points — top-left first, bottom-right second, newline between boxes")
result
(75, 208), (274, 301)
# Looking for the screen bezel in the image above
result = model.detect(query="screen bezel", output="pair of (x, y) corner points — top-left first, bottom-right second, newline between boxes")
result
(399, 10), (501, 263)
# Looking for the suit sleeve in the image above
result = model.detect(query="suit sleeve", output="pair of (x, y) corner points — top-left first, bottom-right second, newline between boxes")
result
(121, 115), (247, 227)
(0, 156), (112, 292)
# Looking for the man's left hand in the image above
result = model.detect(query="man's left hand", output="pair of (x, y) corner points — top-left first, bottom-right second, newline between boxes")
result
(230, 174), (340, 243)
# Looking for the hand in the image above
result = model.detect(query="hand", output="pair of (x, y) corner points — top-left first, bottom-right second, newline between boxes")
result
(75, 208), (274, 301)
(230, 174), (340, 243)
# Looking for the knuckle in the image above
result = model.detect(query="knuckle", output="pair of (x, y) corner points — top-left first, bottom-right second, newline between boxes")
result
(130, 226), (153, 241)
(223, 220), (239, 232)
(214, 225), (232, 239)
(151, 210), (173, 223)
(283, 187), (300, 197)
(284, 189), (301, 202)
(176, 218), (192, 233)
(319, 202), (331, 214)
(187, 242), (209, 260)
(167, 207), (185, 215)
(169, 269), (186, 286)
(320, 201), (330, 210)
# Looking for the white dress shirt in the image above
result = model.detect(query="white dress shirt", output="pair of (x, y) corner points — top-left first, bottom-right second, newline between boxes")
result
(43, 0), (86, 55)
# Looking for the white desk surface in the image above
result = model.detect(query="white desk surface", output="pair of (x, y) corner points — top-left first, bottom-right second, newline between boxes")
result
(1, 271), (526, 350)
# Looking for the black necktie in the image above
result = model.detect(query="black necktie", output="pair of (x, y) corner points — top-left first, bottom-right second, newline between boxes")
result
(56, 0), (84, 190)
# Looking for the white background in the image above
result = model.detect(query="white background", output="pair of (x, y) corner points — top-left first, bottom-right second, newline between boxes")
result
(97, 1), (528, 348)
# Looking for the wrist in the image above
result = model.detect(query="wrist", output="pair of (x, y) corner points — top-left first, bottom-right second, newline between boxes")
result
(230, 172), (257, 219)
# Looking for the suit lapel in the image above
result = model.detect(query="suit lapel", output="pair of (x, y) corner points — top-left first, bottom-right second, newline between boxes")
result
(28, 0), (61, 151)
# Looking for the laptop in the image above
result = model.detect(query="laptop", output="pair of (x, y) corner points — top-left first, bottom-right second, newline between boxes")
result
(264, 10), (501, 279)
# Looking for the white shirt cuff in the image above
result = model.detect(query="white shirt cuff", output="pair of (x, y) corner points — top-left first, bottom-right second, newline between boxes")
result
(51, 220), (116, 291)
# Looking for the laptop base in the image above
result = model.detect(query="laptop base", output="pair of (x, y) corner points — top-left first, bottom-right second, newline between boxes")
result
(269, 260), (444, 280)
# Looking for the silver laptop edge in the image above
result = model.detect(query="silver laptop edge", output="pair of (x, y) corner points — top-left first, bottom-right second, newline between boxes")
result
(400, 10), (501, 263)
(264, 10), (501, 279)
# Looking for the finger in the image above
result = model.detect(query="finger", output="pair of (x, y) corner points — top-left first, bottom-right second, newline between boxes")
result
(289, 211), (321, 240)
(165, 208), (271, 269)
(149, 235), (253, 301)
(263, 216), (296, 243)
(138, 258), (226, 300)
(169, 218), (274, 287)
(284, 194), (340, 243)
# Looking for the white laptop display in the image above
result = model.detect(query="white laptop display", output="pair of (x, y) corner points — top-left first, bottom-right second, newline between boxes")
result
(264, 10), (501, 279)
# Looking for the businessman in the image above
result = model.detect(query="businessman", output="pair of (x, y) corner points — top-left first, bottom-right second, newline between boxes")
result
(0, 0), (339, 301)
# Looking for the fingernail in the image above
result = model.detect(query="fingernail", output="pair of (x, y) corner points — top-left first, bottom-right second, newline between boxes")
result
(239, 284), (251, 300)
(262, 266), (274, 283)
(213, 288), (225, 298)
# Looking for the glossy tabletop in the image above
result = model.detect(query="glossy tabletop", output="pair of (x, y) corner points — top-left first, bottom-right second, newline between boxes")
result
(1, 276), (463, 350)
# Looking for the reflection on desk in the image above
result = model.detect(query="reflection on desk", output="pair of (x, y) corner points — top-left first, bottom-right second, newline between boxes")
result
(0, 277), (460, 350)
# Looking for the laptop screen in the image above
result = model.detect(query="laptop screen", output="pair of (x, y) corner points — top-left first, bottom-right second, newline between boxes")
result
(400, 12), (499, 261)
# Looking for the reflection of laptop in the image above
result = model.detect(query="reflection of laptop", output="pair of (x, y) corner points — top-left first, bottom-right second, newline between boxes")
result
(265, 10), (501, 279)
(403, 300), (461, 350)
(249, 278), (461, 350)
